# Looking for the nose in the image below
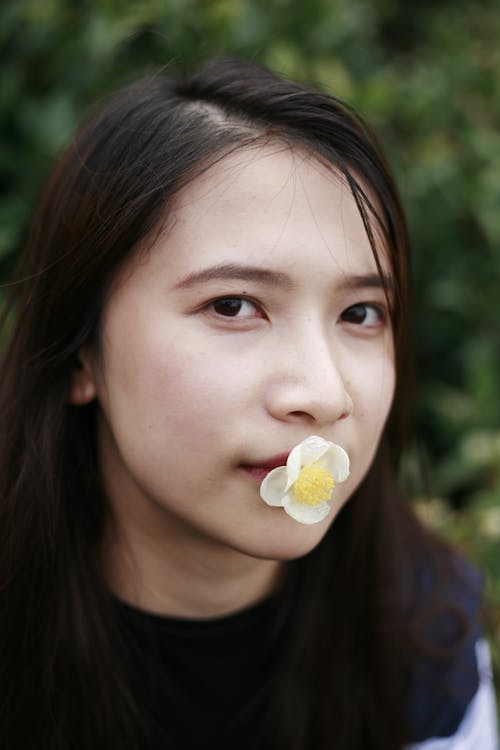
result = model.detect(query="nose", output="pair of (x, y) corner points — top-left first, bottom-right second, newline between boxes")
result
(265, 326), (354, 428)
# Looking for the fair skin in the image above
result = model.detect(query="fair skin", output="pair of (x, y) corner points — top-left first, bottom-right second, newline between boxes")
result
(70, 145), (396, 618)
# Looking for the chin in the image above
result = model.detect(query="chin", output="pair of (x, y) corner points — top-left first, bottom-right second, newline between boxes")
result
(232, 514), (333, 562)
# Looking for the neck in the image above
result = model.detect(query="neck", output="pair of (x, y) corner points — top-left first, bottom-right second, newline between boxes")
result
(102, 514), (283, 619)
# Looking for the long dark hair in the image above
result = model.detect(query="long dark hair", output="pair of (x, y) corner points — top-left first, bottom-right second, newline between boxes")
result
(0, 58), (459, 749)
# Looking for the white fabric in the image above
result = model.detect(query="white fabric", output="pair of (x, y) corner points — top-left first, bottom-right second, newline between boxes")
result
(405, 639), (498, 750)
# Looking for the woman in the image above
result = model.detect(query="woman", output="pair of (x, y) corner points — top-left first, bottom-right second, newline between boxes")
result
(0, 58), (496, 749)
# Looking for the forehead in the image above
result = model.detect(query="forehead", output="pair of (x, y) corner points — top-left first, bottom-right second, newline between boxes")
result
(136, 144), (392, 287)
(175, 144), (386, 260)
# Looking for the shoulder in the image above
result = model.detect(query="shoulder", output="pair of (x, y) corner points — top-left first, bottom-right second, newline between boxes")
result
(405, 639), (498, 749)
(405, 554), (498, 748)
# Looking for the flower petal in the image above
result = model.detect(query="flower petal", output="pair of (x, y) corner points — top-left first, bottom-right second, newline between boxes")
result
(260, 466), (288, 506)
(285, 443), (303, 485)
(295, 435), (331, 468)
(283, 495), (331, 525)
(319, 443), (350, 483)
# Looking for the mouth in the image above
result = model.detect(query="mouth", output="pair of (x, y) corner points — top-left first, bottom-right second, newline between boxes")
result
(238, 453), (290, 484)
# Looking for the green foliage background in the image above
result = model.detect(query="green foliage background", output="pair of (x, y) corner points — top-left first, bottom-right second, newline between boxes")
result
(1, 0), (499, 708)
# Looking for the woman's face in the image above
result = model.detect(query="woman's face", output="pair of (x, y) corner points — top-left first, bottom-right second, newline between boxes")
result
(74, 146), (395, 563)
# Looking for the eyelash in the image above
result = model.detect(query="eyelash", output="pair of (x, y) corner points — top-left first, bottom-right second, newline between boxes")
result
(205, 296), (387, 328)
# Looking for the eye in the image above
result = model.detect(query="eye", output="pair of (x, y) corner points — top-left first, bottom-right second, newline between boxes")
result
(340, 303), (385, 327)
(207, 296), (262, 319)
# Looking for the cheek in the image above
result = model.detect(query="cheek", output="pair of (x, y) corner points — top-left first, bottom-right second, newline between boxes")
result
(351, 355), (395, 431)
(101, 325), (252, 444)
(342, 359), (395, 496)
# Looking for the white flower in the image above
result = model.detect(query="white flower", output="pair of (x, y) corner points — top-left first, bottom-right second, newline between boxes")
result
(259, 435), (350, 525)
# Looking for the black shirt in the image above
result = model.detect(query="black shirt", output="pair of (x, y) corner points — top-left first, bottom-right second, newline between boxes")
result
(116, 597), (275, 749)
(114, 557), (484, 749)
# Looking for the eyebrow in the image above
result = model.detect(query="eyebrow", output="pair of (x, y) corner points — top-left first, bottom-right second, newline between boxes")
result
(338, 273), (395, 296)
(173, 263), (295, 290)
(173, 262), (394, 295)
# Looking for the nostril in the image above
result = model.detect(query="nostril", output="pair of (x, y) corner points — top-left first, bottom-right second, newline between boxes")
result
(288, 410), (316, 422)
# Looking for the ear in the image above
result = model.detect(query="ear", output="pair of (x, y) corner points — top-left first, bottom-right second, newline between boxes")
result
(68, 346), (98, 405)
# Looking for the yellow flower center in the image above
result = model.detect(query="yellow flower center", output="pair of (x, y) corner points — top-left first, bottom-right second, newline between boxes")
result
(292, 463), (335, 506)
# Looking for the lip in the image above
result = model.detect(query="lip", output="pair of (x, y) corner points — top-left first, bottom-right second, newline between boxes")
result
(239, 452), (290, 484)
